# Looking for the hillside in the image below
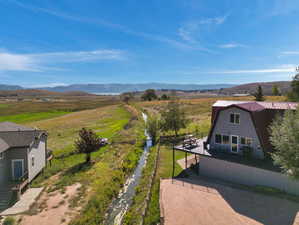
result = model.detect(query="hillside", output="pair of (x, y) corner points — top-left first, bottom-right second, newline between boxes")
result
(218, 81), (291, 95)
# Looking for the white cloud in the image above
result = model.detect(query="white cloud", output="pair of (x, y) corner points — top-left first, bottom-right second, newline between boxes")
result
(0, 52), (39, 72)
(199, 15), (228, 25)
(207, 65), (296, 74)
(0, 49), (126, 72)
(8, 0), (203, 52)
(26, 83), (68, 88)
(219, 43), (247, 49)
(281, 51), (299, 55)
(177, 15), (228, 51)
(31, 49), (126, 63)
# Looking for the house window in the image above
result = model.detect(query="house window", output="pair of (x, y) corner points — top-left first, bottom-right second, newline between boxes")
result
(222, 135), (230, 144)
(0, 152), (3, 160)
(215, 134), (230, 144)
(241, 137), (246, 145)
(241, 137), (252, 146)
(215, 134), (222, 144)
(246, 138), (252, 146)
(32, 156), (35, 167)
(230, 113), (240, 124)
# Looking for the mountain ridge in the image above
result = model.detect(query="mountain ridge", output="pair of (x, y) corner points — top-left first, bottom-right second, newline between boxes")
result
(0, 81), (292, 95)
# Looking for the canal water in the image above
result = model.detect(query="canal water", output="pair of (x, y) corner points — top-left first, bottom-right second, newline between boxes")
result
(106, 113), (152, 225)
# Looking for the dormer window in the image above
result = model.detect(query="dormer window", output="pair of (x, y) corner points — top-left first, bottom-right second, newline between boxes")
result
(230, 113), (240, 124)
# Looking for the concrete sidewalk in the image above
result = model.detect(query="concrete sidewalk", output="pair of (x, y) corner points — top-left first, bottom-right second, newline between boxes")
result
(0, 188), (43, 215)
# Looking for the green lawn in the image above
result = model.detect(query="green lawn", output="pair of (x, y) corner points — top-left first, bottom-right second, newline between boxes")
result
(0, 111), (70, 124)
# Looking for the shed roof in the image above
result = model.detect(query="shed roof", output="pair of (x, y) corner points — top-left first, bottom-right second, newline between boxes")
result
(0, 122), (35, 132)
(0, 122), (45, 153)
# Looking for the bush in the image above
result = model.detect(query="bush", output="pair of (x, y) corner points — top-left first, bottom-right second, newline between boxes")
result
(242, 146), (253, 160)
(3, 217), (16, 225)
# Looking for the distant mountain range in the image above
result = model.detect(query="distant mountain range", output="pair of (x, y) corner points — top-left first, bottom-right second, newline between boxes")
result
(0, 81), (292, 95)
(40, 83), (235, 93)
(0, 84), (23, 91)
(0, 83), (235, 93)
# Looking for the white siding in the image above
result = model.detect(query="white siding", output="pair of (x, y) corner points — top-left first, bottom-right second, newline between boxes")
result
(210, 107), (264, 159)
(28, 136), (46, 182)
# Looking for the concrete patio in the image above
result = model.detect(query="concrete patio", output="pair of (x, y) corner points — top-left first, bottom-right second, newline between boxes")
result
(160, 178), (299, 225)
(0, 188), (43, 216)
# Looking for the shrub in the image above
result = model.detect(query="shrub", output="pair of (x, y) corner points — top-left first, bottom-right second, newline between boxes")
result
(3, 217), (16, 225)
(75, 128), (102, 163)
(242, 146), (253, 160)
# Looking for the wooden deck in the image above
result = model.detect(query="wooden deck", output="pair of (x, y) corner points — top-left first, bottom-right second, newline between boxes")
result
(174, 137), (211, 156)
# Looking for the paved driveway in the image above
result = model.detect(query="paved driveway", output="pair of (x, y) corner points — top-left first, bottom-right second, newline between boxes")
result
(160, 178), (299, 225)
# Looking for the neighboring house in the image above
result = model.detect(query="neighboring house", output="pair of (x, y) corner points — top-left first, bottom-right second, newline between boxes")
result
(0, 122), (51, 197)
(207, 100), (298, 159)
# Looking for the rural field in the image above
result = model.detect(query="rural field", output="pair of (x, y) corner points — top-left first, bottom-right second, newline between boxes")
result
(0, 96), (146, 225)
(0, 95), (287, 225)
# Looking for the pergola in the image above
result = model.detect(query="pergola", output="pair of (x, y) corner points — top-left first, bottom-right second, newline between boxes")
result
(172, 136), (210, 177)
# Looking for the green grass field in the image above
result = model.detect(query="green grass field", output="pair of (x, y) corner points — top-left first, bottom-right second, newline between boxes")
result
(24, 103), (146, 225)
(0, 111), (70, 124)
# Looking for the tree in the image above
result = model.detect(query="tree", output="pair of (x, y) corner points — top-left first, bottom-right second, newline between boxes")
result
(141, 89), (158, 101)
(160, 100), (189, 137)
(75, 128), (102, 163)
(146, 115), (160, 145)
(272, 84), (280, 96)
(120, 92), (134, 104)
(288, 74), (299, 101)
(269, 109), (299, 179)
(252, 85), (265, 101)
(161, 94), (169, 100)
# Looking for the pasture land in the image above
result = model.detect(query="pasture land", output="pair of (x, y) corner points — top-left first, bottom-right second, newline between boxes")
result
(0, 111), (70, 124)
(20, 104), (146, 225)
(0, 97), (145, 225)
(0, 95), (119, 117)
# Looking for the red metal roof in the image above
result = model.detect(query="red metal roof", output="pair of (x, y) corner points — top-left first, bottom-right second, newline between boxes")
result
(213, 100), (298, 112)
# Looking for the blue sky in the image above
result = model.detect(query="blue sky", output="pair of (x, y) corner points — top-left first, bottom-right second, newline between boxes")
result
(0, 0), (299, 87)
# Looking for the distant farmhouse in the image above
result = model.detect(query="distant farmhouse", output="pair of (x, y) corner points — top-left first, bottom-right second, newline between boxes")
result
(0, 122), (52, 209)
(207, 100), (298, 159)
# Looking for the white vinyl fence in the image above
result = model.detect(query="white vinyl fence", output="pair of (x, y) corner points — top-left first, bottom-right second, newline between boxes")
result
(199, 156), (299, 196)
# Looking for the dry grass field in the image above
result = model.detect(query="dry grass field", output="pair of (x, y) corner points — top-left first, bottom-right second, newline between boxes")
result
(138, 96), (286, 136)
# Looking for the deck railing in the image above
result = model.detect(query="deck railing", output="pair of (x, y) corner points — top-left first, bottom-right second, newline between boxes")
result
(46, 149), (53, 161)
(11, 172), (29, 200)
